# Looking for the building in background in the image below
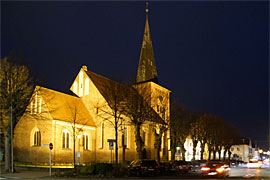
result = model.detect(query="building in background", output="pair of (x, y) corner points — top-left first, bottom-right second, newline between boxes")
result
(13, 4), (171, 165)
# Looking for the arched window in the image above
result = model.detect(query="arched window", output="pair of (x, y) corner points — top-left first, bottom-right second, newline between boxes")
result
(83, 132), (89, 150)
(39, 98), (42, 113)
(73, 81), (78, 95)
(122, 126), (129, 148)
(33, 130), (41, 146)
(84, 78), (89, 95)
(62, 129), (70, 149)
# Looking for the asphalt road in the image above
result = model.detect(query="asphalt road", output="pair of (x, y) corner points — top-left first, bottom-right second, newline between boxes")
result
(0, 167), (269, 179)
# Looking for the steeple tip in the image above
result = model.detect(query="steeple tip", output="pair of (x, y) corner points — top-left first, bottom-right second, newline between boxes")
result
(146, 2), (149, 13)
(136, 2), (158, 84)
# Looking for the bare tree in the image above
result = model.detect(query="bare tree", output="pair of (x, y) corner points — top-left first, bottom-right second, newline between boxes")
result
(93, 80), (127, 164)
(65, 98), (90, 167)
(170, 100), (192, 161)
(0, 56), (34, 172)
(189, 112), (201, 160)
(124, 85), (162, 160)
(150, 94), (169, 164)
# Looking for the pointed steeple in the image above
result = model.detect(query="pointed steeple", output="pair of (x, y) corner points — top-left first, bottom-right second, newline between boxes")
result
(136, 2), (158, 84)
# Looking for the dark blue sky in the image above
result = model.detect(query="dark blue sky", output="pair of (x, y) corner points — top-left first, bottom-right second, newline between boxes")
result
(2, 1), (269, 149)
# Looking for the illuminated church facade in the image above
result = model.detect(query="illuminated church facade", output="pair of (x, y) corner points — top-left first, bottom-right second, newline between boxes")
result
(13, 6), (172, 165)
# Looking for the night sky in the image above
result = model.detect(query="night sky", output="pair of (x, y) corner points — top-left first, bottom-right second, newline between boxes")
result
(2, 1), (269, 149)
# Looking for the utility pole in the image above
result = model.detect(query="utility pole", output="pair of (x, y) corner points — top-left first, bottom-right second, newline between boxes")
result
(10, 106), (13, 173)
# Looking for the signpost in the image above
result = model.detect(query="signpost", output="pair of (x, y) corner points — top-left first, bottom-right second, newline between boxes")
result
(43, 143), (53, 177)
(107, 139), (115, 163)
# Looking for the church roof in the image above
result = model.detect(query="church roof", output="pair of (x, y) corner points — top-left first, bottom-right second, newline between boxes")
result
(37, 86), (95, 127)
(136, 5), (158, 84)
(85, 70), (164, 124)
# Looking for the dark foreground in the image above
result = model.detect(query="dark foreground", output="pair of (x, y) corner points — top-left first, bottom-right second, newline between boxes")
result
(0, 167), (269, 179)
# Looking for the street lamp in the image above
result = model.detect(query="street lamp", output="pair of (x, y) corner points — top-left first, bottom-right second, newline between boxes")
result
(77, 135), (81, 166)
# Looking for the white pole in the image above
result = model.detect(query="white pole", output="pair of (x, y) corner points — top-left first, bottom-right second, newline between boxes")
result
(10, 106), (14, 173)
(49, 149), (51, 177)
(78, 137), (80, 166)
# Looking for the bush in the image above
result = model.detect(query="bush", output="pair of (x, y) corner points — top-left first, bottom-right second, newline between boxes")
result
(95, 163), (113, 177)
(79, 164), (95, 175)
(112, 163), (128, 177)
(54, 163), (129, 178)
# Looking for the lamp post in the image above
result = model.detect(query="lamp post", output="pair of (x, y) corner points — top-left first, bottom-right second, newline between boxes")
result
(77, 135), (81, 166)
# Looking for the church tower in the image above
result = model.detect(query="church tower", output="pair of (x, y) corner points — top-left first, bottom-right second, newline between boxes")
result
(134, 2), (171, 161)
(136, 2), (158, 84)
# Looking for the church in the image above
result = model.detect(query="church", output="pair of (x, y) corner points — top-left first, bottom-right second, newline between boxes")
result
(13, 5), (171, 165)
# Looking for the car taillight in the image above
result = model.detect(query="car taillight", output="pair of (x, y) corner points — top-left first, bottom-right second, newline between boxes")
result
(155, 166), (159, 168)
(201, 167), (210, 171)
(216, 167), (225, 173)
(141, 166), (147, 169)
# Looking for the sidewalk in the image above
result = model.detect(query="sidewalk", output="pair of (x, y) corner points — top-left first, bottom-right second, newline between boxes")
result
(1, 169), (53, 179)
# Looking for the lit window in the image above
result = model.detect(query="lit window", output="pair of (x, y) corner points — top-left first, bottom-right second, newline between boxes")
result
(100, 122), (104, 148)
(73, 81), (78, 95)
(30, 101), (33, 114)
(62, 130), (70, 149)
(85, 78), (89, 95)
(83, 133), (89, 150)
(34, 93), (38, 114)
(79, 71), (83, 96)
(39, 98), (42, 113)
(33, 130), (41, 146)
(122, 126), (129, 148)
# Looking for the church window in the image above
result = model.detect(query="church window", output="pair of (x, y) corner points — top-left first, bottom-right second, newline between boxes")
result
(142, 129), (146, 146)
(39, 98), (42, 113)
(100, 122), (104, 148)
(161, 133), (164, 149)
(33, 130), (41, 146)
(79, 71), (83, 96)
(73, 81), (78, 95)
(34, 92), (38, 114)
(85, 78), (89, 95)
(62, 130), (70, 149)
(30, 101), (33, 114)
(122, 126), (129, 148)
(83, 132), (89, 150)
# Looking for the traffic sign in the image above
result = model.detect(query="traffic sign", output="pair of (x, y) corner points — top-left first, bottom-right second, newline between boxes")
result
(49, 143), (53, 150)
(109, 141), (113, 150)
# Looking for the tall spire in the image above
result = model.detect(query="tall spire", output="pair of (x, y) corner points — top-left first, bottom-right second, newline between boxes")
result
(136, 2), (158, 84)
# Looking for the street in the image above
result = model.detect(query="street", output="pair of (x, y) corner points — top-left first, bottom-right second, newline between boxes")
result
(1, 166), (269, 179)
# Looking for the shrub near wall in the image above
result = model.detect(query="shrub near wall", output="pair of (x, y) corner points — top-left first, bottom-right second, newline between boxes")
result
(79, 163), (128, 177)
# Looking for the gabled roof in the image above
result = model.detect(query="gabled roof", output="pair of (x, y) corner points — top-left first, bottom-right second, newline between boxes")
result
(37, 86), (95, 127)
(85, 70), (164, 124)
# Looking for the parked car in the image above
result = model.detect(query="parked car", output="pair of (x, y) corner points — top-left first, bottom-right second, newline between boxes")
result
(171, 160), (189, 173)
(128, 160), (159, 176)
(189, 160), (207, 173)
(159, 162), (171, 175)
(200, 161), (230, 178)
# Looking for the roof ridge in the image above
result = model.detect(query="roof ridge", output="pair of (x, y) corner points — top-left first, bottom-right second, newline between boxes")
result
(38, 86), (79, 99)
